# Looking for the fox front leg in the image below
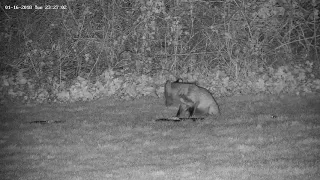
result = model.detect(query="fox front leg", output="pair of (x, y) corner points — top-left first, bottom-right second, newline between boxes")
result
(187, 106), (195, 117)
(176, 104), (183, 117)
(176, 104), (189, 117)
(187, 101), (199, 117)
(176, 104), (197, 118)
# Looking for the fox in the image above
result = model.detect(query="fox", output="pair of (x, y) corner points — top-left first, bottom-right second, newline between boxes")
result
(164, 78), (220, 118)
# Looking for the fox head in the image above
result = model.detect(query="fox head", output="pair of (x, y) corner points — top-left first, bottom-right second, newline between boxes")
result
(164, 80), (174, 106)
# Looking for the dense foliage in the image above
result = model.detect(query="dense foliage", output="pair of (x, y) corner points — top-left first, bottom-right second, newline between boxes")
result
(0, 0), (319, 103)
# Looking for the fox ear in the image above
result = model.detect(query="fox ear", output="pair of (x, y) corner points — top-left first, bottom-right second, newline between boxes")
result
(174, 78), (183, 83)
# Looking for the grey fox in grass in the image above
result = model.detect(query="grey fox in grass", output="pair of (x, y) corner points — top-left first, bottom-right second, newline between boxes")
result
(164, 79), (220, 118)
